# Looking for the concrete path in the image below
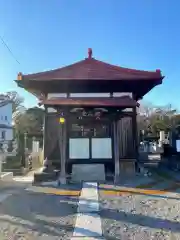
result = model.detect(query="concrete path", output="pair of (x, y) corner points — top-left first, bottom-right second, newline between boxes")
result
(71, 182), (105, 239)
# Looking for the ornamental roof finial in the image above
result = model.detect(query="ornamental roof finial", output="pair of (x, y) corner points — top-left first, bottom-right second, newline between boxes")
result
(17, 72), (22, 80)
(88, 48), (92, 59)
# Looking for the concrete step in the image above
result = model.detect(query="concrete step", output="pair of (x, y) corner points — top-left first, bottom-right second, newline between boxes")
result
(33, 171), (59, 183)
(71, 164), (105, 183)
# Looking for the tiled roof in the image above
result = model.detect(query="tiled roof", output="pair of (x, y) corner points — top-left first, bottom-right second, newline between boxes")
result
(0, 124), (12, 129)
(20, 49), (163, 81)
(0, 100), (12, 108)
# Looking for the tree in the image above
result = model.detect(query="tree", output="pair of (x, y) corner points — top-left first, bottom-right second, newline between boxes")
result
(2, 91), (44, 137)
(137, 101), (155, 135)
(5, 91), (26, 120)
(138, 101), (177, 138)
(14, 106), (44, 135)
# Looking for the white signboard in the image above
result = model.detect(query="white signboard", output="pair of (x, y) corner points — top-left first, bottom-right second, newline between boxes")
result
(69, 138), (89, 159)
(176, 140), (180, 152)
(70, 93), (110, 97)
(92, 138), (112, 159)
(47, 93), (67, 99)
(47, 92), (133, 99)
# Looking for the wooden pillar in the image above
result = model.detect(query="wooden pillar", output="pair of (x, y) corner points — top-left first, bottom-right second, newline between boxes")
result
(113, 120), (120, 183)
(43, 106), (47, 160)
(58, 112), (67, 185)
(132, 107), (138, 169)
(42, 105), (53, 172)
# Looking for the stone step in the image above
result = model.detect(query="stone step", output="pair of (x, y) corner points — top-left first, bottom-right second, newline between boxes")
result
(33, 171), (58, 183)
(71, 164), (105, 183)
(72, 182), (104, 239)
(78, 182), (99, 213)
(72, 213), (103, 238)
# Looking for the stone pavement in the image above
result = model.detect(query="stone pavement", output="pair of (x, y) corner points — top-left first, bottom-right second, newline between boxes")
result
(71, 182), (104, 239)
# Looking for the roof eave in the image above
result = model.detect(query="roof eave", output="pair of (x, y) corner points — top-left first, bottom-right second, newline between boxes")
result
(38, 96), (138, 108)
(15, 75), (164, 82)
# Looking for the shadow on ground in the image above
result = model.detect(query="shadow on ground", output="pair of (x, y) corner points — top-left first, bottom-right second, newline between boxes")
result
(0, 188), (79, 238)
(100, 208), (180, 232)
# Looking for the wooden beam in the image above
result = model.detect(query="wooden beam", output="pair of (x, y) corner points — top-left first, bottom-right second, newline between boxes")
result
(132, 107), (138, 161)
(113, 121), (120, 183)
(43, 106), (48, 159)
(58, 110), (67, 185)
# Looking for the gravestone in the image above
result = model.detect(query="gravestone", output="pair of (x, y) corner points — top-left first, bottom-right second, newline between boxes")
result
(71, 164), (105, 182)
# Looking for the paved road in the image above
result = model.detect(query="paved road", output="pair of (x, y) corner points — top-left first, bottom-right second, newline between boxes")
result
(0, 181), (79, 240)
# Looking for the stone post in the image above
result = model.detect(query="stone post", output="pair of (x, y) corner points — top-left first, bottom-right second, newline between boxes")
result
(24, 132), (28, 150)
(0, 153), (6, 177)
(159, 131), (165, 147)
(0, 154), (3, 176)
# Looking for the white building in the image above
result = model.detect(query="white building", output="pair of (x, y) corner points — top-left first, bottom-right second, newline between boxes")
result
(0, 95), (13, 141)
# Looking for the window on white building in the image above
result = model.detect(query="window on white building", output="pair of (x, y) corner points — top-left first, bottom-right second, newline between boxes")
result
(1, 131), (6, 140)
(5, 116), (7, 121)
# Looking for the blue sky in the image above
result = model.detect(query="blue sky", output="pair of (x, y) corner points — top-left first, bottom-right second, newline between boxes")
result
(0, 0), (179, 109)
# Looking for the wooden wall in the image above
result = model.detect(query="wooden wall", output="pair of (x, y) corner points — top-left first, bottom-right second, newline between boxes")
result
(117, 116), (136, 159)
(43, 110), (137, 170)
(44, 113), (60, 162)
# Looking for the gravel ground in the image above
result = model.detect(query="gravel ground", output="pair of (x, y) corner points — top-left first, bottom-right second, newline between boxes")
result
(99, 185), (180, 240)
(0, 186), (79, 240)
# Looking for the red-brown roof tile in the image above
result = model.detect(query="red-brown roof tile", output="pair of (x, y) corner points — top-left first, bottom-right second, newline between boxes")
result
(22, 49), (163, 81)
(39, 96), (139, 107)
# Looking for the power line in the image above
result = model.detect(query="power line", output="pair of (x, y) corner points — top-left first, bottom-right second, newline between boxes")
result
(0, 35), (20, 64)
